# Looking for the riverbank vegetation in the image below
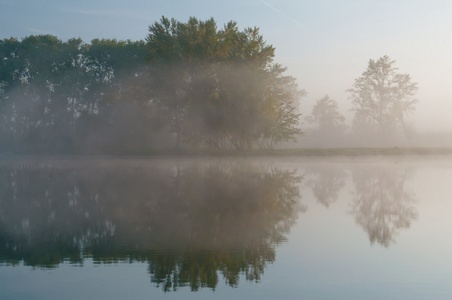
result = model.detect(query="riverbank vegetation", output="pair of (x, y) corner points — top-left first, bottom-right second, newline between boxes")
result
(0, 17), (302, 154)
(0, 17), (422, 155)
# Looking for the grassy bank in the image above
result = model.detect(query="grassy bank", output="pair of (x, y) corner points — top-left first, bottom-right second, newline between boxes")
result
(143, 147), (452, 157)
(267, 147), (452, 156)
(2, 147), (452, 157)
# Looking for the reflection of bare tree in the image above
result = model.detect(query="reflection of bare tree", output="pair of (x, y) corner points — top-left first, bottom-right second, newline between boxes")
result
(350, 166), (418, 247)
(0, 159), (303, 291)
(306, 164), (347, 208)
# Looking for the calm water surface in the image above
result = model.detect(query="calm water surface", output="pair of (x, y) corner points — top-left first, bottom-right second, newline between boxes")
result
(0, 156), (451, 299)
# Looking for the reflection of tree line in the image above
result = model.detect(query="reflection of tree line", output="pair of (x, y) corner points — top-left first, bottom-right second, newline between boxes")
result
(0, 160), (419, 291)
(305, 162), (418, 247)
(0, 160), (303, 291)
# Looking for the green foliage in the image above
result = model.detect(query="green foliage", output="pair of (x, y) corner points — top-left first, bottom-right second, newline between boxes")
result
(0, 35), (90, 152)
(0, 35), (152, 153)
(146, 16), (303, 150)
(0, 17), (303, 154)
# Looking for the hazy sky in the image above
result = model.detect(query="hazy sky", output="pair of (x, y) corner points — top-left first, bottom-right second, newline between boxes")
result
(1, 0), (451, 132)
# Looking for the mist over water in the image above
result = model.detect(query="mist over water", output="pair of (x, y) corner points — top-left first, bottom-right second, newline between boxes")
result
(1, 156), (451, 299)
(1, 6), (452, 299)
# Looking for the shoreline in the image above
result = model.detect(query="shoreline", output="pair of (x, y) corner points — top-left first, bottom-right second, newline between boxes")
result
(2, 147), (452, 158)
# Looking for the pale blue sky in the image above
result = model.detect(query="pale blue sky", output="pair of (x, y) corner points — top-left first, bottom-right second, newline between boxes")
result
(1, 0), (451, 132)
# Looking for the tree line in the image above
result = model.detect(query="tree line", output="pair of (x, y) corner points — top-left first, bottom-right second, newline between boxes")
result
(304, 56), (418, 147)
(0, 17), (303, 154)
(0, 16), (418, 154)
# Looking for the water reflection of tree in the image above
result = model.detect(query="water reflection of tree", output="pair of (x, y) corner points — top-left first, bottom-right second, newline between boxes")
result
(305, 163), (347, 208)
(0, 159), (303, 291)
(350, 166), (418, 247)
(143, 163), (303, 291)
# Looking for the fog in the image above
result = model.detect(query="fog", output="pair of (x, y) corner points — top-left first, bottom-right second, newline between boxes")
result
(266, 1), (452, 136)
(2, 1), (452, 152)
(2, 4), (452, 299)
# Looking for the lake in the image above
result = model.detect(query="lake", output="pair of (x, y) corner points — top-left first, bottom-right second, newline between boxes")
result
(0, 156), (451, 299)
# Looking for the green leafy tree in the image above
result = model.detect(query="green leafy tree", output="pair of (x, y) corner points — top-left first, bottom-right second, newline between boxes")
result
(347, 56), (418, 139)
(146, 16), (303, 150)
(0, 35), (151, 153)
(78, 38), (156, 154)
(0, 17), (303, 154)
(0, 35), (90, 152)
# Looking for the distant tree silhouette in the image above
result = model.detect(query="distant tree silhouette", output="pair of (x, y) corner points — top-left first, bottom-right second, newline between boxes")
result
(305, 95), (346, 134)
(348, 56), (418, 142)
